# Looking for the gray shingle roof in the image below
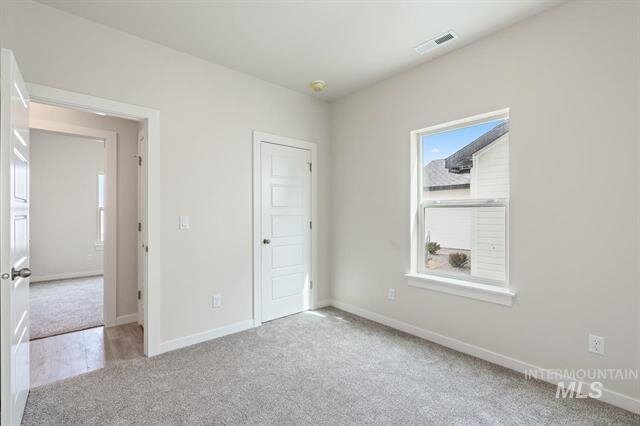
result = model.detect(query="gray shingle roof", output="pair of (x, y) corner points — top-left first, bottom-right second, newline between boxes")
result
(424, 120), (510, 191)
(444, 121), (509, 173)
(423, 159), (470, 191)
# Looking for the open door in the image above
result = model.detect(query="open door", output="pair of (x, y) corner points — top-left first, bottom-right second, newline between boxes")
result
(0, 48), (31, 425)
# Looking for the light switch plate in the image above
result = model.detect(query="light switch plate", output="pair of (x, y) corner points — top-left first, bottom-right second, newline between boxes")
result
(179, 215), (190, 230)
(212, 294), (222, 308)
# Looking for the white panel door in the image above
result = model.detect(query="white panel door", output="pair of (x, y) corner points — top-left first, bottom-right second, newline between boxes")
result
(0, 48), (31, 426)
(261, 142), (311, 322)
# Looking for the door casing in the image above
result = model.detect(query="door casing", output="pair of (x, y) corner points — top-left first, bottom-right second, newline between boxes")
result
(252, 131), (318, 326)
(26, 83), (161, 356)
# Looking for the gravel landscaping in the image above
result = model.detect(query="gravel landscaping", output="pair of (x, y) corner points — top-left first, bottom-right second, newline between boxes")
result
(425, 247), (471, 277)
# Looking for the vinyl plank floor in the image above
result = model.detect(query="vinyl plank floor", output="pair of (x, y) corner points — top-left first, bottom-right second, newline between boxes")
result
(30, 323), (143, 388)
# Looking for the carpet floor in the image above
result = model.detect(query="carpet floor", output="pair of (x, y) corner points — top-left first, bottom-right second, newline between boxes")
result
(30, 276), (103, 340)
(23, 308), (639, 425)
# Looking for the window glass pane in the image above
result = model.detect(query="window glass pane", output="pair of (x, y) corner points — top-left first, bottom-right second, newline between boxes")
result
(422, 118), (509, 201)
(99, 208), (105, 242)
(97, 174), (105, 208)
(424, 205), (506, 283)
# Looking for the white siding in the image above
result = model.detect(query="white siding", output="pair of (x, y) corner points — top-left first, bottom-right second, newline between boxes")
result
(469, 133), (508, 281)
(471, 134), (509, 199)
(425, 207), (471, 250)
(470, 206), (506, 282)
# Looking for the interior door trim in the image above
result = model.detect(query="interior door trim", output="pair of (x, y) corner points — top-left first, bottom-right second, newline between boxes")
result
(27, 83), (161, 357)
(252, 131), (318, 326)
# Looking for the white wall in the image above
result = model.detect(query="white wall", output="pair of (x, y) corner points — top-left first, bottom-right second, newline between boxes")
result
(331, 0), (640, 402)
(425, 207), (471, 250)
(30, 103), (140, 318)
(30, 131), (104, 280)
(1, 1), (331, 343)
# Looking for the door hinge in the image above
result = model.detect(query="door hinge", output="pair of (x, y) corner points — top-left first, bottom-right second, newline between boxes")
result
(138, 222), (142, 232)
(308, 162), (312, 172)
(145, 245), (149, 253)
(310, 280), (313, 289)
(137, 290), (142, 300)
(138, 156), (142, 166)
(309, 221), (312, 230)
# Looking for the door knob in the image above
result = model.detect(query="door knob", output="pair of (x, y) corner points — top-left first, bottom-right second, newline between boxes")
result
(11, 267), (31, 280)
(263, 239), (271, 245)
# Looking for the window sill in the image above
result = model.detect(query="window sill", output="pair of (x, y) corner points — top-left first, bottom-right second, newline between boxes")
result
(94, 243), (104, 251)
(405, 273), (515, 306)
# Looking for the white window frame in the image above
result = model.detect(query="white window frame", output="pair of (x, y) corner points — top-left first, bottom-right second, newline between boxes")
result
(96, 172), (105, 250)
(407, 108), (515, 306)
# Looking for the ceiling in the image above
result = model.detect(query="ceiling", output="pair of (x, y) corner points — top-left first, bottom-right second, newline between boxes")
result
(38, 1), (562, 101)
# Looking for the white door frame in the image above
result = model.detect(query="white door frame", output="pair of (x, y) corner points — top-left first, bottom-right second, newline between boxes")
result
(252, 131), (318, 326)
(29, 119), (118, 327)
(26, 83), (161, 356)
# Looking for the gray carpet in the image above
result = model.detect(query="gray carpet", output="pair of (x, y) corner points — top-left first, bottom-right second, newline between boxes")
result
(23, 308), (639, 425)
(29, 276), (103, 340)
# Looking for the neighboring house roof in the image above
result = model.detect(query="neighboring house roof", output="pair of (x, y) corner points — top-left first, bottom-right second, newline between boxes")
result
(424, 120), (509, 191)
(444, 120), (509, 174)
(424, 159), (470, 191)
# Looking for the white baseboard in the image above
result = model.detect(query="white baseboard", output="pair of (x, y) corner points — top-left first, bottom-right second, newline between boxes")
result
(158, 319), (255, 354)
(314, 299), (333, 308)
(31, 270), (103, 283)
(114, 313), (138, 326)
(329, 299), (640, 415)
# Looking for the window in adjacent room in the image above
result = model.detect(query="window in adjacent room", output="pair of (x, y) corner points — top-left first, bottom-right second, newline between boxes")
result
(96, 173), (105, 247)
(417, 110), (509, 286)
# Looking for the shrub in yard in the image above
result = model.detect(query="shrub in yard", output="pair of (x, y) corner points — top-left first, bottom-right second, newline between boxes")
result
(427, 242), (441, 255)
(449, 252), (469, 268)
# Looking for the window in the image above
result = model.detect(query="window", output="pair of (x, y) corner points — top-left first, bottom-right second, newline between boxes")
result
(97, 173), (105, 247)
(408, 109), (513, 304)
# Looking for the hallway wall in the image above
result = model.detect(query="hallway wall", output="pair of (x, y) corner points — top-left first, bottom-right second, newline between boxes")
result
(30, 103), (141, 319)
(30, 131), (105, 281)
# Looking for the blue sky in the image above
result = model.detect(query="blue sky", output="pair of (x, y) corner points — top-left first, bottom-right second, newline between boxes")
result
(421, 119), (506, 166)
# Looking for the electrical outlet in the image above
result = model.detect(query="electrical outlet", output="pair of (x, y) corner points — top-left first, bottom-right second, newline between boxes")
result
(179, 215), (190, 230)
(589, 334), (605, 355)
(387, 288), (396, 301)
(212, 294), (222, 308)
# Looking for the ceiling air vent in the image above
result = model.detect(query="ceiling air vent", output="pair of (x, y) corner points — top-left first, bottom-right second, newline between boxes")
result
(414, 31), (458, 55)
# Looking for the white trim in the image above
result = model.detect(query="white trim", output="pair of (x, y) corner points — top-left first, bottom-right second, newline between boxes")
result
(114, 313), (138, 326)
(158, 320), (254, 354)
(410, 108), (512, 301)
(413, 108), (509, 137)
(29, 118), (118, 327)
(27, 83), (161, 356)
(314, 299), (333, 309)
(30, 271), (103, 283)
(330, 300), (640, 415)
(96, 173), (105, 245)
(406, 273), (514, 306)
(252, 131), (318, 326)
